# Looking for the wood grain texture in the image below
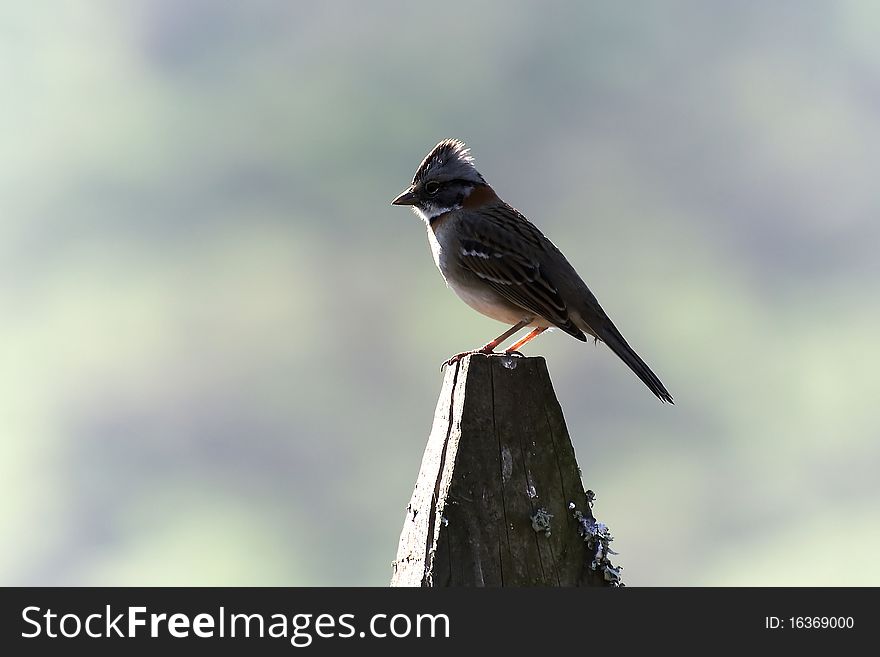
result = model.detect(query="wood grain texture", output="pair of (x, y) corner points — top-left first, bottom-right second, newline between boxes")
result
(391, 353), (608, 587)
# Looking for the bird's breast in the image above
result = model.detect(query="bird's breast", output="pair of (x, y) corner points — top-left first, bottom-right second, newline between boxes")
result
(425, 213), (536, 326)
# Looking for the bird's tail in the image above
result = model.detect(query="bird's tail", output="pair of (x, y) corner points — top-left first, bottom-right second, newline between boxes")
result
(599, 323), (674, 404)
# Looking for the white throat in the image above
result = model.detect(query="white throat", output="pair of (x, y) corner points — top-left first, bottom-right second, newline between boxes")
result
(413, 203), (454, 224)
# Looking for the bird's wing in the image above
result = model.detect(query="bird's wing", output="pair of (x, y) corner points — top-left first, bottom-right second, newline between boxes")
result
(457, 207), (586, 341)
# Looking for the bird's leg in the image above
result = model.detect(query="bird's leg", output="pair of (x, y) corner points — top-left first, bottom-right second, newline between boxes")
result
(480, 320), (531, 352)
(504, 327), (547, 355)
(442, 320), (530, 369)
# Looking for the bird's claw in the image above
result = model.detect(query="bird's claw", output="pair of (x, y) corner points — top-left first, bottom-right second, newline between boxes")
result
(440, 347), (529, 371)
(440, 348), (495, 372)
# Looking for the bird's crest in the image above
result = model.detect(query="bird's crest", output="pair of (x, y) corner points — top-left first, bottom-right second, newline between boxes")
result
(412, 139), (484, 185)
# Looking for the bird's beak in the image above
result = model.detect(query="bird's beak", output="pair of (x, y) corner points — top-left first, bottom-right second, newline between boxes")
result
(391, 187), (417, 206)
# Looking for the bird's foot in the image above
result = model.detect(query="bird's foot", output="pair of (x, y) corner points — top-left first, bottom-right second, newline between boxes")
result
(440, 346), (496, 371)
(502, 350), (526, 358)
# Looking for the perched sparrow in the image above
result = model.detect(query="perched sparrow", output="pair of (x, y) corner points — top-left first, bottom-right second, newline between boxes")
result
(392, 139), (673, 403)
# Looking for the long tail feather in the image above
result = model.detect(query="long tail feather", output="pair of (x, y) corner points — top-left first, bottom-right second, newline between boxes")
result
(599, 324), (674, 404)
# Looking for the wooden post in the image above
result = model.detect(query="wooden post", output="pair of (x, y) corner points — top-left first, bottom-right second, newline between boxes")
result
(391, 353), (618, 587)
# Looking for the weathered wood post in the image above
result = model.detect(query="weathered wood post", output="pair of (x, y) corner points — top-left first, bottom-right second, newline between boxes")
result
(391, 353), (620, 587)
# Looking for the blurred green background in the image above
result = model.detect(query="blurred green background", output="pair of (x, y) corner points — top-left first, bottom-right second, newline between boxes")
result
(2, 1), (879, 586)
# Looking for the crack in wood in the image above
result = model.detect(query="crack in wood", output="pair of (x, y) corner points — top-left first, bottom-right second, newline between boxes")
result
(422, 358), (461, 586)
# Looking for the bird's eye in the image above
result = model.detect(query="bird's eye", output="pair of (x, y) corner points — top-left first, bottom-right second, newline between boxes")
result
(424, 181), (440, 195)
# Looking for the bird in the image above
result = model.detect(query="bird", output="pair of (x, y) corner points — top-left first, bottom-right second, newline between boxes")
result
(391, 139), (673, 403)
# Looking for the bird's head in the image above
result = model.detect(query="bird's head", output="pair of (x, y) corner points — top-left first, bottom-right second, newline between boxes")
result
(391, 139), (486, 222)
